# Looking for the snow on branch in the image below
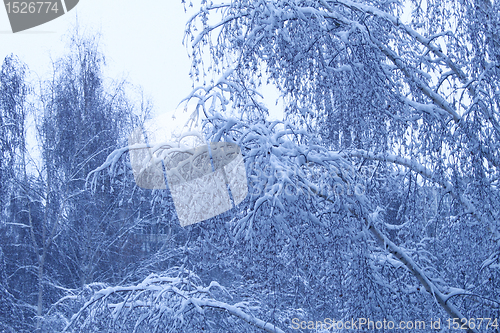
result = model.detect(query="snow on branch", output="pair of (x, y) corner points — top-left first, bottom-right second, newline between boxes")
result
(309, 184), (478, 333)
(202, 115), (356, 238)
(331, 0), (468, 83)
(344, 149), (500, 242)
(63, 267), (284, 333)
(364, 216), (478, 333)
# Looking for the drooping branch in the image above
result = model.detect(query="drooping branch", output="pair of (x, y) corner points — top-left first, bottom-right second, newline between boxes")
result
(363, 216), (477, 333)
(344, 149), (500, 242)
(330, 0), (468, 83)
(63, 269), (285, 333)
(181, 299), (286, 333)
(311, 186), (477, 333)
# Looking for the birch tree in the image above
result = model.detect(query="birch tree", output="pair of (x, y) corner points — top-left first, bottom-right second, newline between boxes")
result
(0, 54), (31, 332)
(70, 0), (500, 331)
(0, 31), (152, 331)
(178, 0), (499, 330)
(32, 31), (152, 329)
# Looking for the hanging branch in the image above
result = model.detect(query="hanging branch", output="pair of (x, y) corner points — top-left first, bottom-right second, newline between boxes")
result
(63, 268), (285, 333)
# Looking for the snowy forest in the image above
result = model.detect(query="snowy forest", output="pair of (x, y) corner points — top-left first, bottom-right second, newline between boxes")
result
(1, 0), (500, 332)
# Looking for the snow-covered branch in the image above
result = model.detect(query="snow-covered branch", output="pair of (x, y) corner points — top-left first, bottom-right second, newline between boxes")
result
(63, 268), (284, 333)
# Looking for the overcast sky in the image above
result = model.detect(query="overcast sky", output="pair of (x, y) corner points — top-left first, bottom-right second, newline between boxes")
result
(0, 0), (195, 117)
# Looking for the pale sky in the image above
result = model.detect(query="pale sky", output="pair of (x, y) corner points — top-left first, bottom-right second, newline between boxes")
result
(0, 0), (194, 118)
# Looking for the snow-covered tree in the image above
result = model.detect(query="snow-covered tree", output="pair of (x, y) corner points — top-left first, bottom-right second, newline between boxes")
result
(0, 31), (154, 332)
(0, 54), (28, 207)
(0, 54), (33, 333)
(180, 0), (499, 330)
(65, 0), (500, 331)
